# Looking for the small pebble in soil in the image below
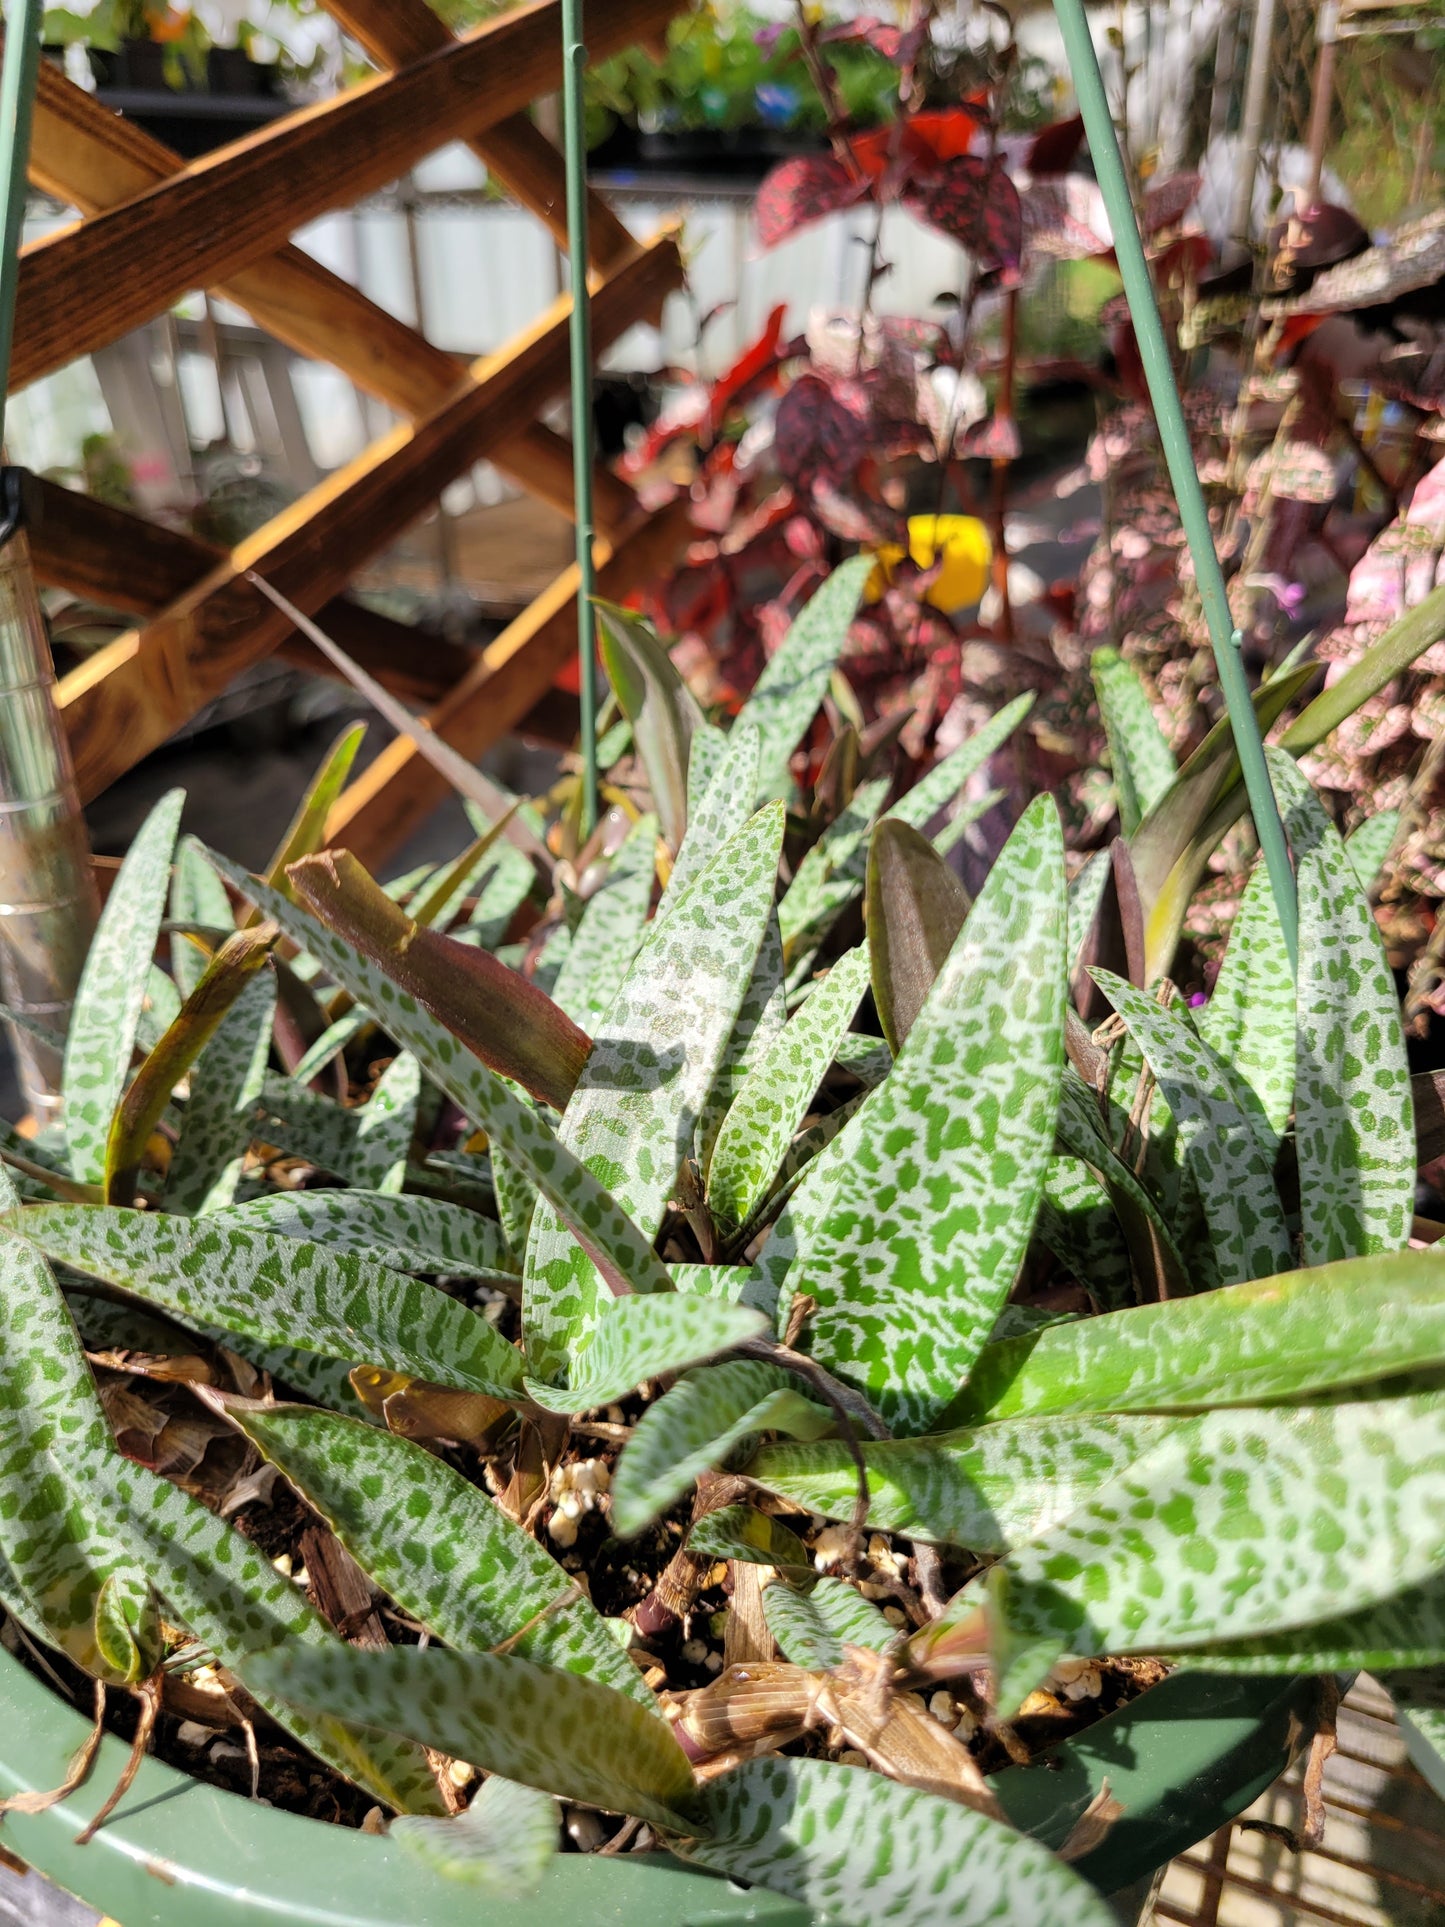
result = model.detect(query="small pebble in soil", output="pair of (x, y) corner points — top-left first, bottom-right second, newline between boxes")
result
(867, 1534), (904, 1581)
(680, 1638), (709, 1665)
(547, 1458), (612, 1547)
(881, 1606), (907, 1628)
(927, 1691), (959, 1730)
(1049, 1657), (1104, 1701)
(566, 1808), (604, 1852)
(837, 1750), (868, 1768)
(812, 1523), (853, 1571)
(448, 1760), (476, 1788)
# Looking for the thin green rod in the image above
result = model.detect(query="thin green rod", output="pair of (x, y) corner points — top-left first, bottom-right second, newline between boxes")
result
(1052, 0), (1300, 970)
(562, 0), (599, 839)
(0, 0), (44, 438)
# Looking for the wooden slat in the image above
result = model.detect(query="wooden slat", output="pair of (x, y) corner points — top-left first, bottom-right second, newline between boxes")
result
(19, 45), (636, 536)
(57, 231), (683, 802)
(28, 477), (474, 708)
(320, 0), (637, 271)
(325, 501), (693, 867)
(11, 0), (675, 392)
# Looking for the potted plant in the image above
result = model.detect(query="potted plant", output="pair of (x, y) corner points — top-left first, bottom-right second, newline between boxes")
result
(1, 551), (1444, 1924)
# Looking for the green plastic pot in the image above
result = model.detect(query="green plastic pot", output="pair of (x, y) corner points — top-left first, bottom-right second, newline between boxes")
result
(0, 1646), (1317, 1926)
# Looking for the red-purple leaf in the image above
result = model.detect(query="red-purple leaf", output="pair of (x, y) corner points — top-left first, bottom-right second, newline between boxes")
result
(1142, 173), (1201, 235)
(906, 156), (1022, 268)
(755, 155), (865, 248)
(774, 374), (868, 485)
(287, 852), (590, 1112)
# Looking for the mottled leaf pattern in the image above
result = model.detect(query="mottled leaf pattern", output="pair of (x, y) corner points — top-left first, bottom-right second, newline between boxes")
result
(0, 1200), (157, 1683)
(1272, 753), (1414, 1262)
(1065, 849), (1109, 976)
(392, 1777), (557, 1890)
(749, 1412), (1187, 1551)
(684, 1757), (1116, 1927)
(660, 723), (762, 914)
(165, 964), (277, 1215)
(794, 797), (1067, 1432)
(170, 834), (234, 999)
(763, 1576), (895, 1670)
(1197, 862), (1296, 1145)
(217, 1189), (515, 1282)
(1036, 1156), (1135, 1311)
(697, 912), (786, 1177)
(100, 1453), (444, 1812)
(596, 603), (704, 851)
(989, 1391), (1445, 1670)
(689, 1505), (811, 1571)
(737, 556), (873, 801)
(1093, 970), (1291, 1286)
(707, 948), (870, 1232)
(523, 808), (782, 1385)
(549, 814), (658, 1027)
(523, 1297), (766, 1413)
(11, 1205), (526, 1400)
(687, 722), (729, 822)
(1346, 809), (1400, 890)
(948, 1250), (1445, 1423)
(63, 789), (184, 1185)
(349, 1050), (420, 1194)
(612, 1360), (831, 1537)
(463, 842), (536, 949)
(206, 855), (672, 1308)
(1169, 1570), (1445, 1674)
(245, 1648), (698, 1830)
(230, 1404), (651, 1707)
(778, 776), (891, 969)
(1092, 646), (1177, 836)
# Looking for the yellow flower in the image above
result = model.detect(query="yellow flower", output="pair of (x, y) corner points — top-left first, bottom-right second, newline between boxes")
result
(866, 515), (992, 615)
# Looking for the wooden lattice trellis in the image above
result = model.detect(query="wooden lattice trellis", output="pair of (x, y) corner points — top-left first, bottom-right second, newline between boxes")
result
(5, 0), (689, 867)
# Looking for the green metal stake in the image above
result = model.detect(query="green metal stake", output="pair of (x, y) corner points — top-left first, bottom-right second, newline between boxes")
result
(1052, 0), (1300, 970)
(562, 0), (599, 839)
(0, 0), (43, 426)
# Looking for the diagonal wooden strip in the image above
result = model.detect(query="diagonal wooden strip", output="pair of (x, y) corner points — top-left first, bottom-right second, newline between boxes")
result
(319, 0), (637, 271)
(19, 45), (634, 536)
(10, 0), (675, 392)
(326, 501), (693, 867)
(56, 232), (683, 802)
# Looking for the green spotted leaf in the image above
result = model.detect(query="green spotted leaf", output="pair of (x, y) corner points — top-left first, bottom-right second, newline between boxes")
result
(687, 722), (729, 821)
(206, 855), (672, 1308)
(226, 1402), (652, 1708)
(612, 1360), (831, 1537)
(1345, 809), (1400, 890)
(697, 911), (786, 1177)
(170, 834), (234, 999)
(216, 1189), (515, 1282)
(244, 1647), (698, 1831)
(748, 1411), (1187, 1551)
(1272, 753), (1414, 1263)
(707, 948), (870, 1233)
(986, 1390), (1445, 1681)
(392, 1777), (557, 1891)
(10, 1204), (526, 1401)
(99, 1453), (444, 1812)
(63, 789), (184, 1185)
(737, 556), (873, 802)
(164, 962), (277, 1215)
(596, 602), (705, 852)
(461, 842), (536, 949)
(688, 1505), (811, 1572)
(682, 1756), (1116, 1927)
(1196, 861), (1296, 1146)
(523, 1296), (766, 1414)
(348, 1050), (420, 1194)
(0, 1198), (158, 1684)
(1053, 1069), (1187, 1302)
(548, 814), (658, 1027)
(252, 1073), (367, 1181)
(793, 796), (1068, 1433)
(661, 722), (763, 915)
(523, 806), (782, 1385)
(1166, 1570), (1445, 1674)
(762, 1576), (894, 1670)
(946, 1249), (1445, 1424)
(1035, 1156), (1134, 1311)
(1065, 848), (1109, 974)
(1092, 970), (1290, 1287)
(1092, 646), (1177, 836)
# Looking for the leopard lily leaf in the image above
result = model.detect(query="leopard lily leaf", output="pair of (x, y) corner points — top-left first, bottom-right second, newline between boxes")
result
(523, 805), (783, 1386)
(244, 1647), (699, 1831)
(696, 910), (786, 1176)
(224, 1403), (652, 1708)
(1271, 751), (1414, 1263)
(63, 788), (184, 1185)
(659, 722), (763, 914)
(612, 1359), (832, 1537)
(391, 1776), (558, 1891)
(1196, 860), (1296, 1146)
(792, 795), (1068, 1433)
(548, 813), (658, 1027)
(216, 1188), (515, 1282)
(10, 1205), (526, 1401)
(206, 854), (673, 1305)
(164, 961), (278, 1215)
(682, 1757), (1116, 1927)
(762, 1575), (895, 1670)
(1091, 645), (1176, 836)
(522, 1296), (767, 1414)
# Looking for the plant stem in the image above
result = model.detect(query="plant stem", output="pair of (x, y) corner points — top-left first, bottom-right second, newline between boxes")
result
(1053, 0), (1299, 971)
(562, 0), (599, 839)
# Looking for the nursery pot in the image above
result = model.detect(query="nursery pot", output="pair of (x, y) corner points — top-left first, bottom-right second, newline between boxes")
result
(0, 1645), (1318, 1926)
